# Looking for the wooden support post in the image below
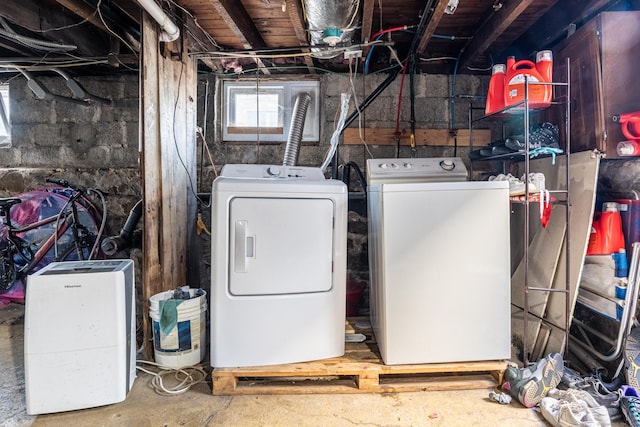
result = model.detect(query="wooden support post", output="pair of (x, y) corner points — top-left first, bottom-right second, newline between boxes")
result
(140, 12), (198, 359)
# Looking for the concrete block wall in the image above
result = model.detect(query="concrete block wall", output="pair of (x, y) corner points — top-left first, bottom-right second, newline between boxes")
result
(0, 74), (142, 234)
(197, 72), (489, 187)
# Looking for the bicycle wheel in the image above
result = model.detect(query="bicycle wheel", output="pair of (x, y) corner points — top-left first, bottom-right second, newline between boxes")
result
(0, 250), (16, 291)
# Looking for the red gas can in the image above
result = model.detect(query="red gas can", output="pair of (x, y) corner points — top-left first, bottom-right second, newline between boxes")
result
(504, 50), (553, 111)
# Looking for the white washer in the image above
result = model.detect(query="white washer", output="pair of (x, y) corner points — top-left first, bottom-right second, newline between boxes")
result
(211, 164), (347, 367)
(367, 157), (511, 365)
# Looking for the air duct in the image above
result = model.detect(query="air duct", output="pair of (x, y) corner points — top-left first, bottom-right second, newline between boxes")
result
(283, 92), (312, 166)
(304, 0), (360, 57)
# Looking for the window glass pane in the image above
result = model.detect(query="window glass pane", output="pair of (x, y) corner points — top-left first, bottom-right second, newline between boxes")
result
(0, 84), (10, 147)
(0, 85), (9, 137)
(234, 92), (281, 128)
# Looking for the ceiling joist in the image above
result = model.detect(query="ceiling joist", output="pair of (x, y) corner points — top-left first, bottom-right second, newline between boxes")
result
(284, 0), (315, 72)
(209, 0), (266, 49)
(416, 0), (449, 54)
(458, 0), (557, 70)
(52, 0), (110, 33)
(208, 0), (271, 74)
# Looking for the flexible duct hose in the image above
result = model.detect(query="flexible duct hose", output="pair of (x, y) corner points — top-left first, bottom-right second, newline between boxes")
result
(283, 92), (311, 166)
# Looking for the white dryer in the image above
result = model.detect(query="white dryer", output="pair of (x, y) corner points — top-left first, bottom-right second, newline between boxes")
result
(211, 164), (347, 367)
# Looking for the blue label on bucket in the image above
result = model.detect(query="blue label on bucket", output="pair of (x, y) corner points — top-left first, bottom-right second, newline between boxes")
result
(153, 320), (192, 352)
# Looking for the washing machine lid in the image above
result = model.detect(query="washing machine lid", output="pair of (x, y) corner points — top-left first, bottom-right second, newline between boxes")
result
(367, 157), (468, 185)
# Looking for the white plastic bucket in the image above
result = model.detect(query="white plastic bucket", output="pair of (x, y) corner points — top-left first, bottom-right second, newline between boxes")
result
(149, 288), (207, 369)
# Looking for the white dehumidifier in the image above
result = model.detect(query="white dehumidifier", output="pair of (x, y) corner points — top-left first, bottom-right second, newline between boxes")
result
(24, 259), (136, 415)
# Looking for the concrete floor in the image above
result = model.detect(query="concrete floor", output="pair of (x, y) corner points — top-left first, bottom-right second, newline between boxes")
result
(0, 303), (626, 427)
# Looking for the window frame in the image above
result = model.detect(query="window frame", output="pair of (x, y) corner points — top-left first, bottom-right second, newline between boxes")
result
(222, 79), (320, 143)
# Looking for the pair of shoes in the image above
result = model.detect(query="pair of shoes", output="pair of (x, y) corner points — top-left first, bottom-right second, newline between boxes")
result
(488, 173), (538, 197)
(571, 376), (621, 421)
(502, 352), (564, 408)
(504, 122), (560, 151)
(620, 385), (640, 426)
(541, 392), (612, 426)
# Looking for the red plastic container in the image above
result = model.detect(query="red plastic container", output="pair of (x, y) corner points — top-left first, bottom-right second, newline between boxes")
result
(587, 202), (626, 255)
(614, 199), (640, 261)
(614, 111), (640, 141)
(504, 50), (553, 110)
(485, 64), (506, 115)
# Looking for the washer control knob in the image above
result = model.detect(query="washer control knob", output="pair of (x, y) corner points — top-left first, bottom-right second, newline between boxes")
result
(440, 159), (456, 171)
(266, 166), (282, 176)
(403, 162), (412, 168)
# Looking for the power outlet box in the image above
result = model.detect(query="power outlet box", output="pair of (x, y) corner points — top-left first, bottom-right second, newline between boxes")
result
(344, 49), (362, 60)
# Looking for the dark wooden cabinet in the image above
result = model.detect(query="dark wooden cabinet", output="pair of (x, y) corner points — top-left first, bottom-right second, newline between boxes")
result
(552, 11), (640, 158)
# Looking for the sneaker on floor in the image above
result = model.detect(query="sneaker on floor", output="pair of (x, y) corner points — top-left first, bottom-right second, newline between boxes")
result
(571, 376), (620, 421)
(547, 388), (612, 426)
(560, 366), (585, 390)
(626, 326), (640, 390)
(620, 386), (640, 427)
(505, 352), (564, 408)
(541, 396), (605, 427)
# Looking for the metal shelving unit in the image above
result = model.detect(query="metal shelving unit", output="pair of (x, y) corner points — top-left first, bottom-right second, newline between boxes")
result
(470, 58), (571, 365)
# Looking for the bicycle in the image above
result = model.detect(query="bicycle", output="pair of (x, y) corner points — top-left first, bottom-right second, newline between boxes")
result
(0, 178), (108, 301)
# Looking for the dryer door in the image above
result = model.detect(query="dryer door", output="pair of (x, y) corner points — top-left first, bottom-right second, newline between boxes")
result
(228, 197), (334, 296)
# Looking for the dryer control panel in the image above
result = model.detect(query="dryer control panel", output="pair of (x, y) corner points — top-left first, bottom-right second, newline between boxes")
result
(220, 164), (326, 180)
(367, 157), (468, 185)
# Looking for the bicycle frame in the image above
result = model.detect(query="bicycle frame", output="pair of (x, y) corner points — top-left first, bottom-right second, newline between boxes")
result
(0, 183), (105, 296)
(8, 206), (83, 278)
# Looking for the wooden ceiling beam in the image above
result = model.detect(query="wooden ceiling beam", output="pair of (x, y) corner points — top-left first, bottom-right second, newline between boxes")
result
(184, 13), (222, 72)
(109, 0), (142, 25)
(208, 0), (266, 49)
(207, 0), (270, 74)
(457, 0), (533, 70)
(416, 0), (449, 54)
(284, 0), (314, 72)
(1, 0), (108, 57)
(458, 0), (558, 70)
(51, 0), (110, 33)
(360, 0), (374, 51)
(511, 0), (612, 55)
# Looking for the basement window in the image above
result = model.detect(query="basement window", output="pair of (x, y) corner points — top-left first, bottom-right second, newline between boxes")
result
(222, 80), (319, 142)
(0, 84), (10, 148)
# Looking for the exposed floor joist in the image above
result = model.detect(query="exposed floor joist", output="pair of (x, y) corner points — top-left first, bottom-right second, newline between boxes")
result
(52, 0), (110, 33)
(2, 0), (108, 57)
(417, 0), (449, 54)
(284, 0), (315, 73)
(360, 0), (374, 55)
(208, 0), (270, 74)
(457, 0), (537, 70)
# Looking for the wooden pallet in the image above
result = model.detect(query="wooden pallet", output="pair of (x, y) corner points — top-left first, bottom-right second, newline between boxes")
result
(212, 318), (509, 395)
